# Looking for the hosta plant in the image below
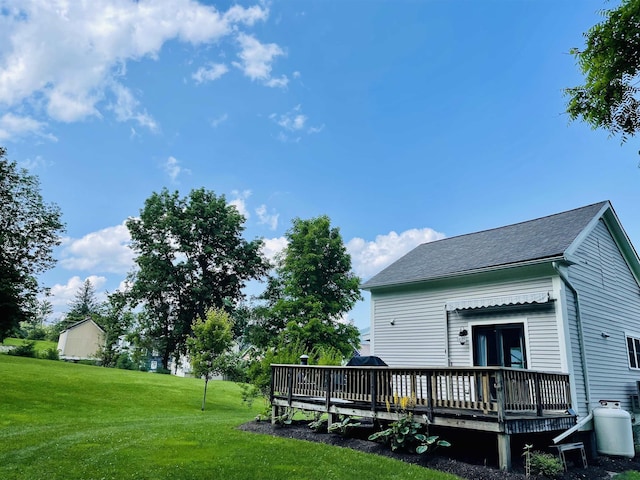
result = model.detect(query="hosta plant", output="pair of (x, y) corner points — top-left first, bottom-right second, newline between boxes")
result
(368, 413), (450, 454)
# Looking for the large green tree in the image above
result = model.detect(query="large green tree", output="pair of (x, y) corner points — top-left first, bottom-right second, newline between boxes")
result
(566, 0), (640, 142)
(0, 147), (65, 342)
(98, 292), (135, 368)
(126, 188), (268, 369)
(251, 215), (362, 358)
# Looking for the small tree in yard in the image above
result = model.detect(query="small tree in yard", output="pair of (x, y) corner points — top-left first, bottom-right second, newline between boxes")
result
(187, 308), (233, 411)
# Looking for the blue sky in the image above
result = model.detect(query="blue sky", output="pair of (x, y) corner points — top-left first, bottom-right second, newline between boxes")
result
(1, 0), (637, 330)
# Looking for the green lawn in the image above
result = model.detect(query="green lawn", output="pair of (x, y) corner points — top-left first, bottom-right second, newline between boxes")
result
(0, 355), (458, 480)
(3, 337), (58, 354)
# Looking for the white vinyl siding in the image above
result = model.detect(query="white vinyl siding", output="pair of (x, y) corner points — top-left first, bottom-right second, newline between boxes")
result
(567, 220), (640, 412)
(626, 335), (640, 370)
(371, 275), (561, 371)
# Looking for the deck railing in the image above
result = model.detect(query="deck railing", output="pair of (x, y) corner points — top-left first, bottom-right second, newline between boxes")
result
(270, 365), (571, 420)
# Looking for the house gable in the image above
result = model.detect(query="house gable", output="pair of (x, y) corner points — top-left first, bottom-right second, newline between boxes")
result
(564, 217), (640, 412)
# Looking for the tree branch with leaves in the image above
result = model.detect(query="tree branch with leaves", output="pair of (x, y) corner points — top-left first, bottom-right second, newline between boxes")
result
(0, 147), (65, 342)
(566, 0), (640, 142)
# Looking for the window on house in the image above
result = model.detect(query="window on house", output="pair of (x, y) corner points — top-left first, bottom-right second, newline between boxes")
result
(627, 336), (640, 369)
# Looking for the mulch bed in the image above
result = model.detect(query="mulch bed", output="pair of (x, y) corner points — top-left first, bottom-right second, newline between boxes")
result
(239, 419), (640, 479)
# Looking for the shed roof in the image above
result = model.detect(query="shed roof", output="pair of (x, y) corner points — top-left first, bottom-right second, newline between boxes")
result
(361, 201), (610, 290)
(59, 317), (105, 334)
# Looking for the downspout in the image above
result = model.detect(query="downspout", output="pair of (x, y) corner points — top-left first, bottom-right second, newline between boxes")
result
(552, 262), (592, 413)
(445, 307), (451, 366)
(552, 412), (593, 444)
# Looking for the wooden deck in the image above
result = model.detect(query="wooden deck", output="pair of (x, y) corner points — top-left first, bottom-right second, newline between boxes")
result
(270, 364), (577, 470)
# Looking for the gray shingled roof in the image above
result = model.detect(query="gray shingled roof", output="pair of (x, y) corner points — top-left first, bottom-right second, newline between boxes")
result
(361, 201), (609, 290)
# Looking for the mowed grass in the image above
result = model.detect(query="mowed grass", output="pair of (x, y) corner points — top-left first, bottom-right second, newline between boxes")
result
(0, 356), (458, 480)
(4, 337), (57, 354)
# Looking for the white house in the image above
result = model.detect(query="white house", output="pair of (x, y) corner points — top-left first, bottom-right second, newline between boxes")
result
(361, 201), (640, 419)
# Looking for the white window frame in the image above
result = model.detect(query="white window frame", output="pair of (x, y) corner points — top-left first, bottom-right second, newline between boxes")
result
(626, 334), (640, 370)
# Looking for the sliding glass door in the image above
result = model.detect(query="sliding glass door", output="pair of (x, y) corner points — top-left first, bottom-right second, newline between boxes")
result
(472, 323), (526, 369)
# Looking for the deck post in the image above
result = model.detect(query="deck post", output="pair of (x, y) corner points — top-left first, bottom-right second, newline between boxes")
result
(497, 433), (512, 471)
(495, 370), (505, 423)
(370, 369), (377, 412)
(327, 412), (335, 430)
(426, 371), (434, 422)
(325, 369), (332, 411)
(534, 372), (543, 416)
(286, 367), (294, 406)
(269, 365), (275, 406)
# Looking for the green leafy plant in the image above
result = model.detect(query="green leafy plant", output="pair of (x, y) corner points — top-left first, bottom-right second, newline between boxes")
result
(529, 450), (563, 478)
(115, 353), (135, 370)
(272, 408), (294, 427)
(327, 416), (361, 436)
(368, 413), (450, 454)
(239, 383), (262, 409)
(8, 341), (36, 358)
(39, 347), (59, 361)
(369, 395), (451, 455)
(308, 413), (328, 433)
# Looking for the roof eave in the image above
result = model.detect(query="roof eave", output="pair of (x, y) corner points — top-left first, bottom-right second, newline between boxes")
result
(361, 255), (566, 291)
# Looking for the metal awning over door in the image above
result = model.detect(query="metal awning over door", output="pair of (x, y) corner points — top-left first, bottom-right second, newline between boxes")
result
(445, 292), (550, 312)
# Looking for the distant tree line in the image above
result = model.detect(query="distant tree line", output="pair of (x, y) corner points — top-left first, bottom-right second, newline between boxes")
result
(1, 146), (363, 401)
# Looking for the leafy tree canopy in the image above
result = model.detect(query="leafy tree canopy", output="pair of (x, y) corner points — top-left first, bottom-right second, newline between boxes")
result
(98, 292), (135, 368)
(187, 308), (234, 410)
(566, 0), (640, 141)
(0, 147), (65, 342)
(126, 187), (268, 369)
(250, 215), (362, 358)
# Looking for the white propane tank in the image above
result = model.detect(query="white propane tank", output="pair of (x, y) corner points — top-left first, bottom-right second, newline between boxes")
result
(593, 400), (635, 458)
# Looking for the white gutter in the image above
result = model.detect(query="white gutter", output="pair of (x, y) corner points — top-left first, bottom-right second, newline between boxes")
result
(552, 412), (593, 444)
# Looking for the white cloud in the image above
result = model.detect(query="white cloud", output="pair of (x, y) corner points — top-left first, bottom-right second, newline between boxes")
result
(229, 189), (251, 218)
(264, 75), (289, 88)
(347, 228), (446, 280)
(59, 223), (134, 274)
(233, 33), (287, 87)
(192, 62), (229, 84)
(163, 155), (190, 182)
(258, 227), (443, 279)
(261, 236), (288, 263)
(19, 154), (51, 171)
(0, 113), (57, 141)
(222, 4), (269, 26)
(256, 204), (279, 230)
(109, 82), (158, 131)
(0, 1), (269, 135)
(270, 104), (322, 140)
(210, 113), (228, 127)
(48, 275), (108, 310)
(275, 131), (300, 143)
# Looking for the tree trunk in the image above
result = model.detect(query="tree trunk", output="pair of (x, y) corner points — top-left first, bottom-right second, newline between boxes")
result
(201, 377), (209, 411)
